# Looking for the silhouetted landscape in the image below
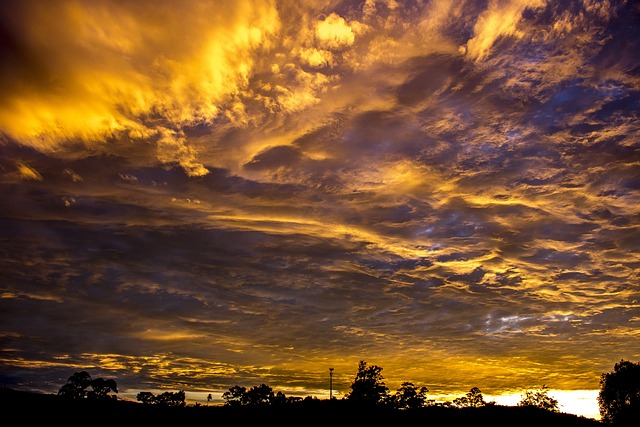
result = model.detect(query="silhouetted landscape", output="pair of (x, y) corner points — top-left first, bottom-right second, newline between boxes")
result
(1, 387), (603, 427)
(4, 359), (639, 426)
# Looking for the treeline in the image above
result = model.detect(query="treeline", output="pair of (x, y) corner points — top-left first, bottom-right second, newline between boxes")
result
(54, 359), (640, 425)
(218, 361), (557, 411)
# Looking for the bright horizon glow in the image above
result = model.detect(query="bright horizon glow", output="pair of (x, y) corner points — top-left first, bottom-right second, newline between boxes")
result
(489, 390), (601, 420)
(118, 388), (601, 421)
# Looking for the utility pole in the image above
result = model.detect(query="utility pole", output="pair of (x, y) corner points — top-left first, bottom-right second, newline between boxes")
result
(329, 367), (334, 400)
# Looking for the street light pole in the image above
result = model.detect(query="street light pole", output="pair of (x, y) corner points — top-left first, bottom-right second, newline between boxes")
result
(329, 367), (334, 400)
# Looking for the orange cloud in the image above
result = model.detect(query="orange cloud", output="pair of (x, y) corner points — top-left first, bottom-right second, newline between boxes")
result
(0, 0), (281, 175)
(16, 162), (43, 181)
(316, 13), (355, 50)
(464, 0), (546, 60)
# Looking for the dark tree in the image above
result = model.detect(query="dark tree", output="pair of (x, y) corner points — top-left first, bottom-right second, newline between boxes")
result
(136, 391), (156, 405)
(598, 359), (640, 425)
(346, 360), (389, 405)
(518, 385), (558, 412)
(246, 384), (275, 406)
(135, 390), (184, 407)
(222, 385), (248, 406)
(391, 381), (429, 409)
(453, 387), (486, 408)
(154, 390), (186, 407)
(273, 390), (288, 406)
(87, 378), (118, 400)
(287, 396), (303, 404)
(58, 371), (93, 400)
(57, 371), (117, 400)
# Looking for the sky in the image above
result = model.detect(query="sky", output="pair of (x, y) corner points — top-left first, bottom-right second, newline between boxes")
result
(0, 0), (638, 420)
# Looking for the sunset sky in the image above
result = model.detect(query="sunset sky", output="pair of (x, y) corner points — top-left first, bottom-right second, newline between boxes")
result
(1, 0), (638, 420)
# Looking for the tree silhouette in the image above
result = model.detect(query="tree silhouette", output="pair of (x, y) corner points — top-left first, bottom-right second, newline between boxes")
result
(453, 387), (486, 408)
(222, 384), (285, 406)
(390, 381), (429, 409)
(36, 361), (627, 425)
(246, 384), (275, 406)
(136, 391), (156, 405)
(135, 390), (185, 407)
(518, 385), (558, 412)
(287, 395), (303, 404)
(58, 371), (118, 400)
(58, 371), (92, 400)
(598, 359), (640, 425)
(222, 385), (248, 406)
(346, 360), (389, 405)
(87, 377), (118, 400)
(273, 390), (288, 406)
(154, 390), (186, 407)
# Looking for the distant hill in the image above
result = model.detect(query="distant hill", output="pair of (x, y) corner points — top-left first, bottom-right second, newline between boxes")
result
(1, 387), (602, 426)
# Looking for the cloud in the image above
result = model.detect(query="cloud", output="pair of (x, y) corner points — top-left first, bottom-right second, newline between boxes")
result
(62, 169), (83, 183)
(464, 0), (546, 60)
(156, 128), (208, 177)
(315, 13), (355, 50)
(16, 162), (42, 181)
(0, 0), (280, 172)
(297, 47), (334, 68)
(244, 145), (304, 171)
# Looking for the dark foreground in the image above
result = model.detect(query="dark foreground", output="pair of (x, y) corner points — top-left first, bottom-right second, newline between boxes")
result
(1, 387), (603, 427)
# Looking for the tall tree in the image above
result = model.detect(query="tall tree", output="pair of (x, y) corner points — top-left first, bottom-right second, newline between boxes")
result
(391, 381), (429, 409)
(598, 359), (640, 425)
(87, 378), (118, 400)
(222, 385), (248, 406)
(453, 387), (486, 408)
(57, 371), (117, 400)
(246, 384), (275, 406)
(518, 385), (558, 412)
(58, 371), (93, 400)
(346, 360), (389, 405)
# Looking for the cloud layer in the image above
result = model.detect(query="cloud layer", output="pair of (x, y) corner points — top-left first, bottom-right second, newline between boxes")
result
(1, 0), (639, 408)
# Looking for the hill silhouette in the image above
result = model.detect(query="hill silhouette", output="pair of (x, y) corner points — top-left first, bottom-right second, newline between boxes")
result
(2, 387), (602, 427)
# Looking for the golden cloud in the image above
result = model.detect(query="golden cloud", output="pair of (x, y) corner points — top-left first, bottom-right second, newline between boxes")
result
(156, 128), (209, 177)
(16, 162), (43, 181)
(297, 47), (334, 68)
(464, 0), (546, 60)
(316, 13), (355, 50)
(0, 0), (281, 174)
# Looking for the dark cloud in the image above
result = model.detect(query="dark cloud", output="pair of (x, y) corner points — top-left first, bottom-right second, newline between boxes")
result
(244, 145), (304, 171)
